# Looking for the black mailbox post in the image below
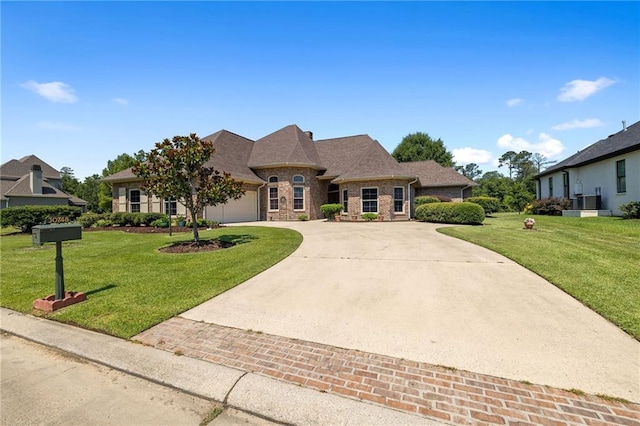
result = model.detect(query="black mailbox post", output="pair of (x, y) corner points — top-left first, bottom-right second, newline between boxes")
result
(32, 224), (82, 302)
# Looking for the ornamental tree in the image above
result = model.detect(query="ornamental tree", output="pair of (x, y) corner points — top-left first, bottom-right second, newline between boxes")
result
(132, 133), (244, 243)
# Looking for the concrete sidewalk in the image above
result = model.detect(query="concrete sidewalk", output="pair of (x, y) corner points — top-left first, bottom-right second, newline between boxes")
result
(0, 308), (435, 425)
(184, 220), (640, 402)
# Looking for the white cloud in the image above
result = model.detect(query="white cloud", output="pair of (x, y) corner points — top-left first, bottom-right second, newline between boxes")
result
(37, 121), (81, 131)
(557, 77), (614, 102)
(21, 80), (78, 103)
(112, 97), (129, 105)
(452, 148), (493, 165)
(506, 98), (523, 107)
(551, 118), (603, 131)
(497, 133), (564, 159)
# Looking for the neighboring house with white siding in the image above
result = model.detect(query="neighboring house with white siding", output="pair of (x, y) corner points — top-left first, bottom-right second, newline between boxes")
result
(535, 120), (639, 216)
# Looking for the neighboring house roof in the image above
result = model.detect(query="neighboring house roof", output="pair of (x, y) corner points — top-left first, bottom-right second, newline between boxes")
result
(248, 124), (324, 170)
(0, 155), (60, 180)
(3, 174), (67, 198)
(399, 160), (478, 187)
(201, 130), (264, 184)
(536, 120), (640, 178)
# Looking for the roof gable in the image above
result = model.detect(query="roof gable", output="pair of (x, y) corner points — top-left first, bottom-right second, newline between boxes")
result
(0, 155), (60, 180)
(537, 120), (640, 177)
(330, 138), (413, 182)
(202, 130), (264, 183)
(400, 160), (478, 187)
(3, 175), (70, 198)
(249, 125), (323, 169)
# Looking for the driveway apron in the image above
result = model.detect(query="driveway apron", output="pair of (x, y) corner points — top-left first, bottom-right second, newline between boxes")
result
(182, 221), (639, 401)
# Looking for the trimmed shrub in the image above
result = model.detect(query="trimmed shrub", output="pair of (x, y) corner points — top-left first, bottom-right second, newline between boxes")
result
(186, 218), (217, 228)
(619, 201), (640, 219)
(320, 203), (343, 219)
(297, 214), (309, 221)
(531, 197), (571, 216)
(414, 196), (441, 206)
(0, 205), (82, 232)
(361, 213), (378, 221)
(78, 212), (101, 228)
(466, 196), (500, 216)
(415, 202), (485, 225)
(434, 195), (453, 202)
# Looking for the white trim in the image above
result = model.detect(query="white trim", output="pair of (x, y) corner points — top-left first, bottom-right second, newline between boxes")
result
(129, 188), (141, 213)
(293, 185), (305, 211)
(361, 187), (379, 214)
(268, 186), (279, 211)
(393, 186), (405, 214)
(341, 188), (349, 214)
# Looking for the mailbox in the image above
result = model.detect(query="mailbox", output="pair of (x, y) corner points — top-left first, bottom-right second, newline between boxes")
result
(32, 224), (82, 245)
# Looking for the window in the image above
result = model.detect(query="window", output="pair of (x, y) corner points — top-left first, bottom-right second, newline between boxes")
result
(293, 175), (304, 184)
(361, 188), (378, 213)
(130, 189), (141, 213)
(342, 189), (348, 213)
(563, 172), (569, 199)
(328, 183), (339, 204)
(548, 177), (554, 197)
(269, 187), (278, 210)
(268, 176), (278, 183)
(293, 186), (304, 210)
(393, 187), (404, 213)
(617, 160), (626, 193)
(164, 199), (177, 216)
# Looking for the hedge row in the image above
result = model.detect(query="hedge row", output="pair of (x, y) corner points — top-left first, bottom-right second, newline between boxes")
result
(530, 197), (571, 216)
(414, 196), (441, 206)
(466, 196), (500, 215)
(415, 202), (485, 225)
(78, 212), (169, 228)
(0, 205), (82, 232)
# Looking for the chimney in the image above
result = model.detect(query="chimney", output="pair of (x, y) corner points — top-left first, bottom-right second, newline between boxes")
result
(304, 131), (313, 140)
(30, 164), (42, 194)
(622, 120), (627, 131)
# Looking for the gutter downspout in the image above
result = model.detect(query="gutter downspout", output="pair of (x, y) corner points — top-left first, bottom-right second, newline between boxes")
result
(257, 182), (267, 221)
(408, 177), (418, 219)
(461, 184), (472, 200)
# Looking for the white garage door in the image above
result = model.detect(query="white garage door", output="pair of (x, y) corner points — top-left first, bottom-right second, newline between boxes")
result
(205, 191), (257, 223)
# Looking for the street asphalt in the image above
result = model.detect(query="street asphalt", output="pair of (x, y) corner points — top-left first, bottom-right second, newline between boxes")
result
(0, 307), (436, 425)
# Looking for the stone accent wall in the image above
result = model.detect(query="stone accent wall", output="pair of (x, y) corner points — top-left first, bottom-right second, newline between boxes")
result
(253, 167), (326, 221)
(340, 179), (411, 221)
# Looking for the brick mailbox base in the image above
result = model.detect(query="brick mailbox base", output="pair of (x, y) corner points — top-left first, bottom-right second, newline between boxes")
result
(33, 292), (87, 312)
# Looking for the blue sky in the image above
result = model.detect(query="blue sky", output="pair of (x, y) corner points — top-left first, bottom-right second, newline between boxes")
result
(2, 1), (639, 180)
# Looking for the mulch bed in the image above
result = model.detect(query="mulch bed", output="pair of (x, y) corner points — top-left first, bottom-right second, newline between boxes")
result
(159, 239), (235, 253)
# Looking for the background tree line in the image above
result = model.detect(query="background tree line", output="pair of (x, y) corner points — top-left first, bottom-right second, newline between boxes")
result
(392, 132), (555, 212)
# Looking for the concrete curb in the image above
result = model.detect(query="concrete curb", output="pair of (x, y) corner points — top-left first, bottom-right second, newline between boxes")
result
(0, 308), (438, 425)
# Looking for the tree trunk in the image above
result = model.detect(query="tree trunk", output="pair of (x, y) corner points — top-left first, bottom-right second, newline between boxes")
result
(189, 207), (200, 243)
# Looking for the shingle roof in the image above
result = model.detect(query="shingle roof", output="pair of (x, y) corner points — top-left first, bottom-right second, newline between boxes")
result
(3, 175), (70, 198)
(103, 130), (265, 184)
(318, 136), (413, 182)
(399, 161), (478, 187)
(0, 155), (60, 179)
(537, 120), (640, 178)
(248, 125), (324, 169)
(202, 130), (264, 184)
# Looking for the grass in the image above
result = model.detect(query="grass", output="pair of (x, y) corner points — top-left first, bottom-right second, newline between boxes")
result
(438, 213), (640, 339)
(0, 226), (302, 339)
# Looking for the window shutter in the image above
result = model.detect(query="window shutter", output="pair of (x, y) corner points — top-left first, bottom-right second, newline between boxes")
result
(118, 187), (127, 212)
(151, 195), (161, 213)
(140, 191), (149, 213)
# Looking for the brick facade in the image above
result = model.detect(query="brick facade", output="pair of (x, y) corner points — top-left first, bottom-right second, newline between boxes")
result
(340, 179), (411, 221)
(415, 186), (472, 202)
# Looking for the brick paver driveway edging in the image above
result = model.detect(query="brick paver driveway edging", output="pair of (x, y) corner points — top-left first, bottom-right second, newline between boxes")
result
(135, 317), (640, 425)
(182, 220), (640, 402)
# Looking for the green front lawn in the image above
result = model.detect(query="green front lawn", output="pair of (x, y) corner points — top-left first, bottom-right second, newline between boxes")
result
(0, 227), (302, 338)
(438, 214), (640, 339)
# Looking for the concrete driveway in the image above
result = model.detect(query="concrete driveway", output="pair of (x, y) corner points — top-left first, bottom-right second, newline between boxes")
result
(182, 220), (640, 401)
